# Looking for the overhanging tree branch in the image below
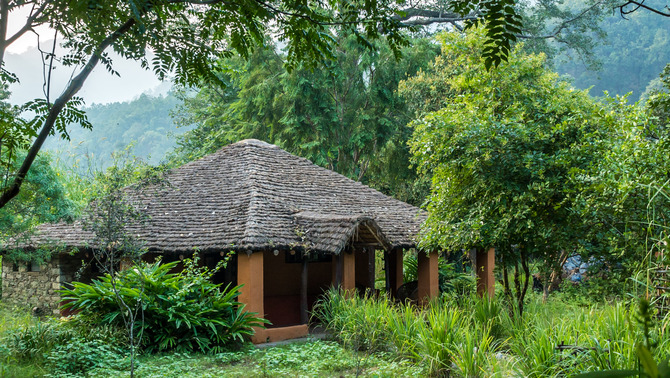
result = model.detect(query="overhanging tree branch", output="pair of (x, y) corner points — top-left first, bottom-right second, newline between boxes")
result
(517, 1), (604, 40)
(619, 1), (670, 17)
(0, 0), (50, 67)
(0, 17), (137, 208)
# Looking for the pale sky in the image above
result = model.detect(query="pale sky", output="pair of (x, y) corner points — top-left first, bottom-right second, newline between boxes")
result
(5, 6), (167, 105)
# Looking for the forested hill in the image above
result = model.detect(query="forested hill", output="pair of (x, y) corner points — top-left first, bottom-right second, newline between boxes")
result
(554, 10), (670, 102)
(44, 93), (189, 169)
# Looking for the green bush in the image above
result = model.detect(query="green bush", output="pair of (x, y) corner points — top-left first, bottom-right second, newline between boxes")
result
(0, 315), (127, 377)
(60, 258), (268, 353)
(45, 337), (128, 377)
(313, 289), (479, 376)
(6, 320), (78, 363)
(312, 289), (394, 352)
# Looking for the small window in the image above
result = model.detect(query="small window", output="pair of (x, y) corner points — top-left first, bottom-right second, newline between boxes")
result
(28, 261), (41, 272)
(12, 263), (18, 272)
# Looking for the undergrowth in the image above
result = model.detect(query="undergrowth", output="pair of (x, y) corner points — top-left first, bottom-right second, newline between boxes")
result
(313, 288), (669, 377)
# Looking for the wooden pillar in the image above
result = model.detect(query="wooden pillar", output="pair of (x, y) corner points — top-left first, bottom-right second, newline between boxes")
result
(387, 249), (404, 297)
(300, 259), (308, 324)
(395, 250), (403, 292)
(476, 247), (495, 298)
(342, 251), (355, 291)
(384, 251), (391, 293)
(417, 250), (439, 302)
(237, 252), (264, 317)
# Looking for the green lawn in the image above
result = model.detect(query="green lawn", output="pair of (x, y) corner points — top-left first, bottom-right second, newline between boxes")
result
(0, 303), (424, 378)
(2, 339), (425, 377)
(97, 341), (425, 377)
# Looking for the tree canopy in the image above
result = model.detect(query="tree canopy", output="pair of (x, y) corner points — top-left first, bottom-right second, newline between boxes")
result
(171, 34), (438, 205)
(0, 0), (632, 211)
(408, 28), (669, 308)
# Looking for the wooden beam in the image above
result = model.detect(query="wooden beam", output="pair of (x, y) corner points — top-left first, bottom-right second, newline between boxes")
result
(238, 252), (264, 317)
(384, 251), (391, 293)
(386, 249), (404, 298)
(363, 223), (391, 251)
(368, 248), (375, 291)
(342, 251), (355, 291)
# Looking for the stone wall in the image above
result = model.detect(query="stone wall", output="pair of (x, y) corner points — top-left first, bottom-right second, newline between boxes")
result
(1, 253), (98, 316)
(1, 257), (63, 316)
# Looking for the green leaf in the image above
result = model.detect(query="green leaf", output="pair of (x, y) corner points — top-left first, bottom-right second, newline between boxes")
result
(638, 343), (660, 377)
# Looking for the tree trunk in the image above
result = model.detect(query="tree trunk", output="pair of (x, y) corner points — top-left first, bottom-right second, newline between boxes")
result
(0, 0), (8, 68)
(543, 250), (569, 301)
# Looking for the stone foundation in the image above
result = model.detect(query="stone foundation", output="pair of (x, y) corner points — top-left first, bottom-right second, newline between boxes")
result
(1, 253), (99, 316)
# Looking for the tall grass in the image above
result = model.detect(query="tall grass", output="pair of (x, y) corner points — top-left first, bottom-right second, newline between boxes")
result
(0, 304), (50, 377)
(315, 290), (670, 377)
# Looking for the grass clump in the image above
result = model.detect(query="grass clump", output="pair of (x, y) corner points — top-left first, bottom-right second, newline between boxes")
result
(315, 289), (670, 377)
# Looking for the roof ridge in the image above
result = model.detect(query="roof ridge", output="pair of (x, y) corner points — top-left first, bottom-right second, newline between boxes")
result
(241, 142), (277, 247)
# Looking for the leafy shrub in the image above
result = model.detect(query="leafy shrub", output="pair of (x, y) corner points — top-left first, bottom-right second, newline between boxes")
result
(415, 303), (463, 375)
(6, 320), (78, 363)
(1, 315), (127, 377)
(45, 337), (128, 377)
(312, 289), (394, 352)
(60, 257), (268, 353)
(467, 294), (506, 341)
(314, 289), (475, 376)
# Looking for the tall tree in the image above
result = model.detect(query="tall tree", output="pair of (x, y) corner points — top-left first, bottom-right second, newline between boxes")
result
(0, 151), (78, 249)
(172, 35), (438, 204)
(408, 28), (664, 311)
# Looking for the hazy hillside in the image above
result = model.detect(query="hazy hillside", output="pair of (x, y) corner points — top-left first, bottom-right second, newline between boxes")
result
(555, 10), (670, 102)
(44, 93), (189, 170)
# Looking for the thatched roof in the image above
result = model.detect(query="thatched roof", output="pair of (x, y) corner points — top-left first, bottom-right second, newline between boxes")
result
(26, 139), (426, 255)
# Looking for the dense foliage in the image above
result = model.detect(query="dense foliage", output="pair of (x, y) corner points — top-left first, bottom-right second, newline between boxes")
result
(0, 152), (77, 242)
(647, 63), (670, 134)
(0, 306), (128, 377)
(60, 258), (268, 354)
(315, 290), (670, 376)
(407, 29), (670, 308)
(0, 150), (81, 266)
(555, 6), (670, 101)
(172, 35), (438, 205)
